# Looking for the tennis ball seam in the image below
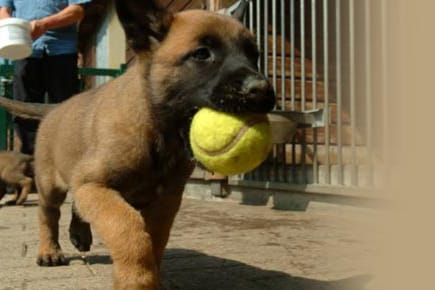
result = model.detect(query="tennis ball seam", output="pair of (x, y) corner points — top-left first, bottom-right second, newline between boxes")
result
(192, 118), (264, 156)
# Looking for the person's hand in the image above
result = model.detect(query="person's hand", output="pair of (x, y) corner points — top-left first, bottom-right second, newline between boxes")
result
(30, 20), (47, 40)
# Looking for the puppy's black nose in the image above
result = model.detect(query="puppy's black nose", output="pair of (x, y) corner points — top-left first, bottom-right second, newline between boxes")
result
(242, 75), (270, 95)
(242, 75), (276, 112)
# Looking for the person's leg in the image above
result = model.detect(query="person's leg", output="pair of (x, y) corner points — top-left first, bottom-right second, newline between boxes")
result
(13, 58), (46, 154)
(43, 54), (79, 103)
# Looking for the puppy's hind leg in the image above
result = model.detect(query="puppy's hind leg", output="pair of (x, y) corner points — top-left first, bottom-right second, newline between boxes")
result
(0, 180), (7, 201)
(74, 183), (159, 290)
(15, 176), (33, 205)
(3, 173), (32, 205)
(36, 177), (68, 266)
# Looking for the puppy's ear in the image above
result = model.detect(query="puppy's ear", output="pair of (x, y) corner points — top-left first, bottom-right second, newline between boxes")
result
(114, 0), (173, 52)
(217, 0), (249, 22)
(232, 0), (249, 22)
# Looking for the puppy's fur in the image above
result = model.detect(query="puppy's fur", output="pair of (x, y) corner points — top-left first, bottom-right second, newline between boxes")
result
(0, 1), (275, 289)
(0, 151), (33, 205)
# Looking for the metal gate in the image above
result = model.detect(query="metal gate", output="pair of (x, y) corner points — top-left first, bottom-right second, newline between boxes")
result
(0, 0), (387, 198)
(229, 0), (386, 195)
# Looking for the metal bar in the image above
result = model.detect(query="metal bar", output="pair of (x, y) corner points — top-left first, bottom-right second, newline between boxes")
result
(248, 0), (254, 32)
(311, 0), (318, 184)
(262, 0), (270, 181)
(290, 0), (296, 110)
(280, 0), (287, 182)
(280, 0), (286, 110)
(272, 0), (277, 92)
(263, 0), (269, 78)
(254, 0), (261, 182)
(323, 0), (331, 184)
(336, 0), (343, 185)
(271, 0), (278, 182)
(365, 0), (374, 187)
(311, 0), (317, 109)
(300, 0), (307, 183)
(290, 0), (297, 182)
(349, 0), (358, 186)
(300, 0), (306, 111)
(256, 0), (261, 71)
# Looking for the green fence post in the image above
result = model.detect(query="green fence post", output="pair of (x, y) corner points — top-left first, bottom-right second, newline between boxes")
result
(119, 63), (127, 75)
(5, 78), (13, 150)
(0, 108), (6, 150)
(0, 75), (7, 150)
(0, 63), (14, 151)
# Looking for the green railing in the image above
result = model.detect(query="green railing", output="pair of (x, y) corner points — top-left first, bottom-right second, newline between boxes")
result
(0, 63), (127, 150)
(78, 64), (127, 91)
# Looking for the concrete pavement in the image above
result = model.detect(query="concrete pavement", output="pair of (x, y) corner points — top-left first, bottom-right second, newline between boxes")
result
(0, 192), (382, 290)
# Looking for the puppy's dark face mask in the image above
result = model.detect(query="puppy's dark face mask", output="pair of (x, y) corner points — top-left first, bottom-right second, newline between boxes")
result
(147, 11), (276, 119)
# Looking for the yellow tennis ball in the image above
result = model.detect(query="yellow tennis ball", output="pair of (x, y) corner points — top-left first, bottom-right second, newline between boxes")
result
(189, 108), (272, 175)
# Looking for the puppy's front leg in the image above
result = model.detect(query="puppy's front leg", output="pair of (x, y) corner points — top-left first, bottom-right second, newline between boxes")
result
(140, 190), (183, 273)
(74, 183), (159, 290)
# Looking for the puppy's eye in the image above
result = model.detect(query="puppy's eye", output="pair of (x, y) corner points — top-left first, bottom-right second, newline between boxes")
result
(190, 47), (212, 61)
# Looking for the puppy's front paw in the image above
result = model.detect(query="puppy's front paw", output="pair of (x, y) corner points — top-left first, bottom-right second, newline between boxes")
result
(36, 250), (67, 266)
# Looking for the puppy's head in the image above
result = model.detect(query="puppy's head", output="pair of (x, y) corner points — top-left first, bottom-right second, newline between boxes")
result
(115, 0), (275, 119)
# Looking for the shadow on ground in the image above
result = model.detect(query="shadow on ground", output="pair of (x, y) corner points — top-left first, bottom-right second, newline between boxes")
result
(81, 248), (372, 290)
(0, 193), (38, 207)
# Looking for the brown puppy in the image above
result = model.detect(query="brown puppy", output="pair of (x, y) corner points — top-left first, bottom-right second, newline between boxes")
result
(0, 1), (275, 289)
(0, 151), (33, 205)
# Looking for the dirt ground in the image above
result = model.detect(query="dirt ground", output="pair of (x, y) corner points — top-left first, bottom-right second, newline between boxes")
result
(0, 192), (384, 290)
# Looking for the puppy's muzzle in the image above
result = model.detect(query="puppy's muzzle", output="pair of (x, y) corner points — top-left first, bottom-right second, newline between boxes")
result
(211, 69), (276, 114)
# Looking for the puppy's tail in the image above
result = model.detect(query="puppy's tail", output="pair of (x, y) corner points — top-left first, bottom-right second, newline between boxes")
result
(0, 96), (56, 120)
